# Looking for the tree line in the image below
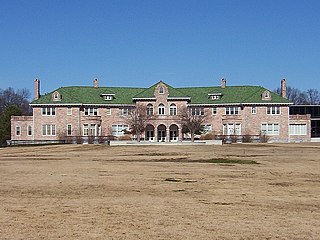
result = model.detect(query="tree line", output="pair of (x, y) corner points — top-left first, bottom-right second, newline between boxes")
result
(0, 88), (31, 146)
(275, 86), (320, 105)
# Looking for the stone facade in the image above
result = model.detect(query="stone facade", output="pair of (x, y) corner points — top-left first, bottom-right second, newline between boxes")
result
(10, 79), (311, 143)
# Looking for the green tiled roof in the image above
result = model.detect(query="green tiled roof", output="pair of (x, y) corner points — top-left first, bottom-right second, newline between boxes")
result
(133, 81), (190, 98)
(31, 82), (291, 105)
(177, 86), (291, 104)
(31, 86), (145, 105)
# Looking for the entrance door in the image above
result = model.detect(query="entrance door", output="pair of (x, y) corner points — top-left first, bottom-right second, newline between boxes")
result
(157, 124), (166, 142)
(146, 125), (155, 142)
(169, 124), (178, 142)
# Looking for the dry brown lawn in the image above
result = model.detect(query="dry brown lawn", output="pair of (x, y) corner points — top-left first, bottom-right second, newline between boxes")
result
(0, 143), (319, 239)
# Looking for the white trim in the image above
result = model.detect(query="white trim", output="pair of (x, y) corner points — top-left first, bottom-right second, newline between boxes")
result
(188, 102), (292, 107)
(167, 97), (191, 100)
(132, 98), (157, 101)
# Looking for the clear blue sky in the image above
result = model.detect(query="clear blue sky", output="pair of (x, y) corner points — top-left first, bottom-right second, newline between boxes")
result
(1, 0), (320, 97)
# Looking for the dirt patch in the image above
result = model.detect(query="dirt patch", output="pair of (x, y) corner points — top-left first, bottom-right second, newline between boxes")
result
(0, 143), (319, 239)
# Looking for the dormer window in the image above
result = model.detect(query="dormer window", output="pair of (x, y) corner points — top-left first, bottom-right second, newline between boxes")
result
(262, 90), (272, 101)
(208, 93), (222, 100)
(102, 94), (115, 101)
(211, 95), (220, 100)
(52, 91), (61, 101)
(159, 86), (164, 94)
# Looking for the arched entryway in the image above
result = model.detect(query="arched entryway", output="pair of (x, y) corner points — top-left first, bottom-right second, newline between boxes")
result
(145, 124), (155, 142)
(157, 124), (166, 142)
(169, 124), (179, 142)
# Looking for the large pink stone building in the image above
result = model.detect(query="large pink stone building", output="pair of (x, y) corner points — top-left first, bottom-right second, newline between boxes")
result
(10, 78), (311, 144)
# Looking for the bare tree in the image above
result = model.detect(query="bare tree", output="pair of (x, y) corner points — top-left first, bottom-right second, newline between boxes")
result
(275, 86), (305, 104)
(305, 89), (320, 105)
(275, 86), (320, 105)
(0, 87), (31, 115)
(124, 105), (149, 142)
(180, 106), (206, 142)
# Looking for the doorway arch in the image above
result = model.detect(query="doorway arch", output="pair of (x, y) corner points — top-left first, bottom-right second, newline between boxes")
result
(145, 124), (155, 142)
(157, 124), (166, 142)
(169, 124), (179, 142)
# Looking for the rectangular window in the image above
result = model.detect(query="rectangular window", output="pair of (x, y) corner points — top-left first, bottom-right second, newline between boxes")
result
(42, 107), (56, 116)
(251, 106), (257, 114)
(67, 107), (72, 115)
(67, 124), (72, 135)
(267, 106), (280, 115)
(42, 125), (56, 136)
(212, 107), (217, 115)
(112, 124), (129, 136)
(202, 124), (212, 134)
(83, 124), (89, 136)
(106, 108), (111, 115)
(191, 107), (204, 116)
(90, 124), (96, 136)
(121, 108), (130, 116)
(223, 123), (241, 135)
(289, 124), (307, 135)
(261, 123), (280, 135)
(84, 107), (98, 116)
(16, 126), (21, 136)
(28, 126), (32, 136)
(225, 106), (240, 115)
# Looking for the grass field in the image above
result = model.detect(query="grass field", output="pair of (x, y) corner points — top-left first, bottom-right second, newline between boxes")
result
(0, 143), (319, 239)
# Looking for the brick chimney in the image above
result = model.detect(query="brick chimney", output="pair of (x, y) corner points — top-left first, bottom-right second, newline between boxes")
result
(93, 78), (98, 88)
(221, 78), (226, 89)
(281, 78), (286, 98)
(34, 79), (40, 100)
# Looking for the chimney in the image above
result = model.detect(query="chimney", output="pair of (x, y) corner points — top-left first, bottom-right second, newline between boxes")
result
(93, 78), (99, 88)
(34, 79), (40, 100)
(281, 78), (286, 98)
(221, 78), (226, 89)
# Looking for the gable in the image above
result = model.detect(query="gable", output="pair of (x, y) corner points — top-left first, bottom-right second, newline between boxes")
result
(31, 82), (291, 106)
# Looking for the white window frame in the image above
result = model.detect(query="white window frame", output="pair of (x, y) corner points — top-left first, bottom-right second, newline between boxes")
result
(84, 107), (98, 116)
(121, 108), (130, 116)
(147, 104), (153, 115)
(105, 95), (113, 101)
(16, 126), (21, 136)
(106, 108), (111, 115)
(67, 107), (72, 116)
(42, 125), (56, 136)
(223, 123), (241, 135)
(261, 123), (279, 135)
(111, 124), (129, 136)
(191, 107), (204, 116)
(202, 124), (212, 134)
(267, 106), (280, 115)
(83, 124), (89, 136)
(158, 104), (165, 115)
(159, 87), (164, 94)
(42, 107), (56, 116)
(225, 106), (240, 115)
(251, 106), (257, 114)
(67, 124), (72, 136)
(289, 124), (307, 135)
(27, 125), (32, 136)
(169, 104), (177, 115)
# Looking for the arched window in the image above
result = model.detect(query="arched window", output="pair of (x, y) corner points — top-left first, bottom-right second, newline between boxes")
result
(170, 103), (177, 115)
(159, 86), (164, 94)
(158, 104), (165, 115)
(147, 104), (153, 115)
